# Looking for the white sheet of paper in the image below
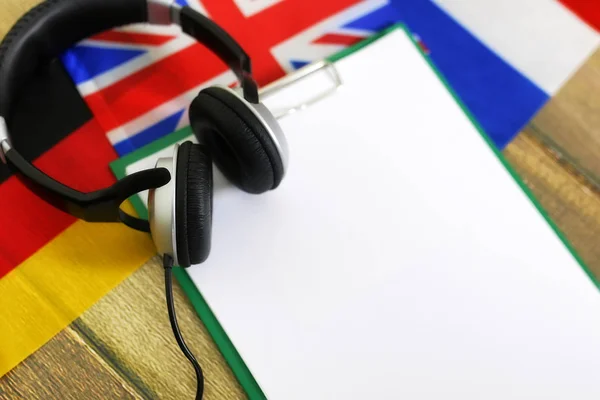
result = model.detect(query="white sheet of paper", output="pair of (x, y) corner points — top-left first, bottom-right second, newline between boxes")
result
(126, 29), (600, 399)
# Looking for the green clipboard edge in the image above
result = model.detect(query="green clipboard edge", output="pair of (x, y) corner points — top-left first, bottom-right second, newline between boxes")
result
(110, 23), (600, 400)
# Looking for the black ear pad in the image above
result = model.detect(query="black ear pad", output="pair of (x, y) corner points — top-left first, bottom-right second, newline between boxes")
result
(175, 141), (213, 267)
(0, 0), (147, 121)
(189, 86), (284, 194)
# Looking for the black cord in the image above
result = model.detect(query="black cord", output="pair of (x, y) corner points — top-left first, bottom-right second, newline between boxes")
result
(163, 254), (204, 400)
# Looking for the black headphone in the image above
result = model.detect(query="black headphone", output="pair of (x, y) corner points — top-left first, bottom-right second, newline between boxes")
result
(0, 0), (289, 397)
(0, 0), (289, 267)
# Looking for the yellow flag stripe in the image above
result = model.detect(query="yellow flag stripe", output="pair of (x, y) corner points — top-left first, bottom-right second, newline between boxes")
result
(0, 208), (155, 377)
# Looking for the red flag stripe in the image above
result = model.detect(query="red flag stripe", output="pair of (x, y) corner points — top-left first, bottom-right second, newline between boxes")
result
(82, 0), (361, 134)
(205, 0), (361, 83)
(90, 31), (176, 46)
(84, 44), (228, 133)
(312, 33), (364, 46)
(559, 0), (600, 31)
(0, 119), (119, 278)
(239, 0), (361, 45)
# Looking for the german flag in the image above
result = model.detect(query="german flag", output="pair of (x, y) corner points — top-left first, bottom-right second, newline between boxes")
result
(0, 60), (155, 376)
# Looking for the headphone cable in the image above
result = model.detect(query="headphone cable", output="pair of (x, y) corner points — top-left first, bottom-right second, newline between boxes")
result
(163, 254), (204, 400)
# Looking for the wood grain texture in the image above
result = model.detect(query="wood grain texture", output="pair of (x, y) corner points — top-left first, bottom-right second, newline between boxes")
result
(0, 328), (143, 400)
(73, 257), (246, 400)
(530, 48), (600, 186)
(0, 0), (41, 38)
(505, 130), (600, 279)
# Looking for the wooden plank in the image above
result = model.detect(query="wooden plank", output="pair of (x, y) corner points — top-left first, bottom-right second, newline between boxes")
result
(506, 49), (600, 278)
(0, 0), (42, 38)
(530, 48), (600, 185)
(73, 257), (246, 400)
(0, 328), (143, 400)
(505, 130), (600, 279)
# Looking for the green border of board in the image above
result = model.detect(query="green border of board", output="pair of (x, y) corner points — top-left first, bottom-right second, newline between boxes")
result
(110, 23), (600, 400)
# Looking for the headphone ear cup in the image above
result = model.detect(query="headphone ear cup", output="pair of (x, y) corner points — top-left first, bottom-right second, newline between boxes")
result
(175, 141), (213, 267)
(189, 86), (284, 194)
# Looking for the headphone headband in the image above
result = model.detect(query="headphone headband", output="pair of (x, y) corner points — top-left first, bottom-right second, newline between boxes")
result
(0, 0), (258, 122)
(149, 0), (258, 103)
(176, 4), (259, 103)
(0, 0), (259, 231)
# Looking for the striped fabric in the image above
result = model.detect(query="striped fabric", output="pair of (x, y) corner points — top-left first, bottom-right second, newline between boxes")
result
(0, 0), (598, 377)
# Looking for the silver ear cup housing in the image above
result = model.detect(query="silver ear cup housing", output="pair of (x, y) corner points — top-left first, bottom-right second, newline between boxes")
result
(223, 85), (289, 179)
(147, 0), (181, 25)
(0, 117), (9, 164)
(148, 144), (179, 264)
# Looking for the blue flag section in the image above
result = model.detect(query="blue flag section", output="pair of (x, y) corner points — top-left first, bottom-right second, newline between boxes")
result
(387, 0), (548, 149)
(61, 45), (146, 85)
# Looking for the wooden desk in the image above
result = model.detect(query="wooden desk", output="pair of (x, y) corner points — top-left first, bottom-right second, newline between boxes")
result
(1, 1), (599, 399)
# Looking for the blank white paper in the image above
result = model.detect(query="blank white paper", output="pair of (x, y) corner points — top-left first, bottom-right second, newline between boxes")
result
(130, 28), (600, 400)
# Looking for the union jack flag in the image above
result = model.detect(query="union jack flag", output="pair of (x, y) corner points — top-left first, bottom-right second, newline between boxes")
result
(61, 0), (396, 156)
